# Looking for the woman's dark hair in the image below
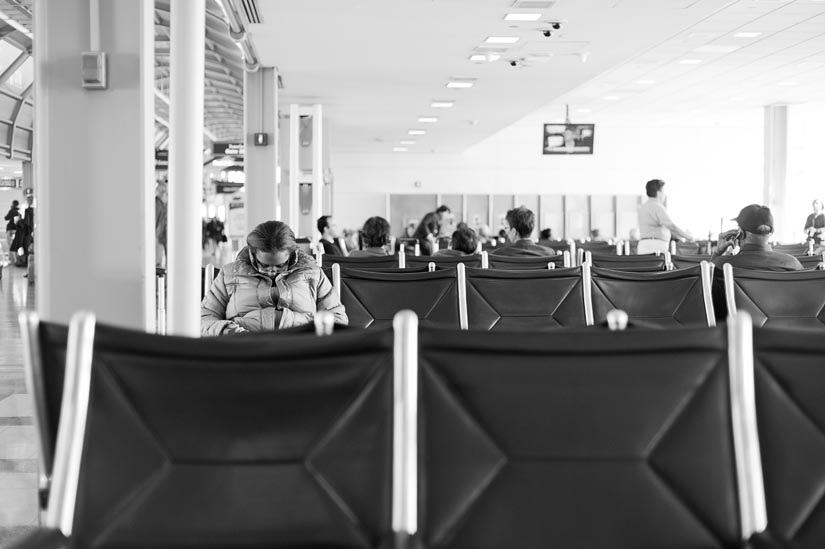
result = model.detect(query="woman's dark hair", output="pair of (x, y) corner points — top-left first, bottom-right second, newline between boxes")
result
(451, 226), (478, 254)
(11, 200), (19, 207)
(246, 220), (296, 254)
(645, 179), (665, 198)
(361, 216), (391, 247)
(412, 212), (440, 240)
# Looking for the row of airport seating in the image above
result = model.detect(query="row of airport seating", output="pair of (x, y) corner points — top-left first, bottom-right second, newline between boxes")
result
(327, 261), (825, 331)
(13, 308), (824, 548)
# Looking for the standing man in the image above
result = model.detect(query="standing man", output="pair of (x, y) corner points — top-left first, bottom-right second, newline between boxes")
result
(637, 179), (692, 255)
(316, 215), (344, 256)
(491, 206), (555, 257)
(804, 199), (824, 245)
(155, 180), (168, 269)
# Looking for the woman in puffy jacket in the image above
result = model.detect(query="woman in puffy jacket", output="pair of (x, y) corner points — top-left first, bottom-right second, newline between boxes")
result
(201, 220), (347, 335)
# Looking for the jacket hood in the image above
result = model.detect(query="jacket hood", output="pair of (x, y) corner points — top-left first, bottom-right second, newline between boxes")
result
(234, 246), (316, 276)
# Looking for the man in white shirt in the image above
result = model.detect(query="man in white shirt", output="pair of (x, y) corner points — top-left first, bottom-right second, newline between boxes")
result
(637, 179), (692, 255)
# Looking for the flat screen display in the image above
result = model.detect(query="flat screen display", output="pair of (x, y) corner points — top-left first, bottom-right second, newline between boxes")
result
(543, 123), (595, 155)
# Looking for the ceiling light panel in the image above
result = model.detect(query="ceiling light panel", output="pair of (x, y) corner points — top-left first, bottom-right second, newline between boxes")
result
(418, 117), (438, 123)
(511, 1), (555, 8)
(408, 129), (426, 135)
(393, 147), (408, 152)
(446, 78), (476, 88)
(504, 13), (543, 21)
(693, 44), (741, 53)
(485, 36), (520, 44)
(431, 100), (455, 108)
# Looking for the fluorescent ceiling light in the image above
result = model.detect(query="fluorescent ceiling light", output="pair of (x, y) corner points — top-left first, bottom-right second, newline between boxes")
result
(446, 80), (475, 89)
(408, 129), (426, 135)
(678, 59), (703, 64)
(485, 36), (520, 44)
(393, 147), (408, 152)
(418, 117), (438, 123)
(431, 100), (455, 108)
(504, 13), (542, 21)
(400, 140), (416, 145)
(635, 79), (656, 84)
(603, 95), (620, 101)
(469, 53), (501, 62)
(693, 44), (740, 53)
(734, 32), (762, 38)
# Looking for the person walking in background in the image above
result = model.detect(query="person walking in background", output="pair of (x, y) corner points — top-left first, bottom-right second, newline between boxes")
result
(4, 199), (19, 253)
(435, 204), (454, 237)
(350, 216), (392, 257)
(412, 212), (440, 256)
(804, 199), (824, 245)
(201, 220), (346, 335)
(155, 180), (168, 269)
(317, 215), (344, 256)
(637, 179), (692, 255)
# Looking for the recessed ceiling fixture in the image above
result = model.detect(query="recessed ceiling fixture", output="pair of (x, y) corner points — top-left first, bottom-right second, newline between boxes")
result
(485, 36), (520, 44)
(446, 78), (476, 89)
(734, 31), (762, 38)
(504, 13), (542, 21)
(431, 100), (455, 108)
(511, 1), (555, 9)
(635, 79), (656, 84)
(418, 116), (438, 123)
(400, 140), (416, 145)
(408, 129), (427, 135)
(693, 44), (740, 53)
(678, 59), (703, 64)
(393, 147), (408, 152)
(469, 53), (501, 62)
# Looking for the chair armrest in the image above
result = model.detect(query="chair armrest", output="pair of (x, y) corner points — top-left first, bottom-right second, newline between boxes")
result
(5, 528), (68, 549)
(747, 529), (798, 549)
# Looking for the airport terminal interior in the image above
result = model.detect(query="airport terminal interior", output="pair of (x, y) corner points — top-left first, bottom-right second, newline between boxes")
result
(3, 0), (825, 546)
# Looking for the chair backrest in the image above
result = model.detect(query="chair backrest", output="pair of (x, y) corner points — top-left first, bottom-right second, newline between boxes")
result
(577, 240), (615, 254)
(415, 322), (748, 548)
(463, 266), (587, 330)
(796, 253), (823, 270)
(333, 266), (461, 329)
(722, 264), (825, 329)
(327, 254), (400, 270)
(405, 254), (482, 269)
(295, 237), (313, 255)
(586, 252), (667, 271)
(485, 253), (566, 270)
(770, 243), (808, 255)
(587, 263), (716, 328)
(19, 312), (69, 509)
(200, 265), (220, 300)
(752, 325), (825, 549)
(49, 315), (396, 548)
(670, 254), (713, 270)
(540, 239), (569, 252)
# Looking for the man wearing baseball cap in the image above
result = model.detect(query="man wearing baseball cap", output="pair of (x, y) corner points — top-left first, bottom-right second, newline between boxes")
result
(712, 204), (803, 271)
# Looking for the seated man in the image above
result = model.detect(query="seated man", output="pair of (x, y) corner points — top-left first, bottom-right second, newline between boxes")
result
(435, 226), (478, 256)
(317, 215), (343, 256)
(350, 216), (392, 257)
(491, 206), (555, 257)
(712, 204), (803, 272)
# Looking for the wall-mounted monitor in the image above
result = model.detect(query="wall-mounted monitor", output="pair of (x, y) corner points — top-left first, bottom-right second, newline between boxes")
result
(543, 123), (595, 155)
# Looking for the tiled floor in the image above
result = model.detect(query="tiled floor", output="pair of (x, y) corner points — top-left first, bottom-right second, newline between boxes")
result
(0, 264), (38, 547)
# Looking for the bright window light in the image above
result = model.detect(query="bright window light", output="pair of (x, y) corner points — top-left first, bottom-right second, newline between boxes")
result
(485, 36), (520, 44)
(504, 13), (542, 21)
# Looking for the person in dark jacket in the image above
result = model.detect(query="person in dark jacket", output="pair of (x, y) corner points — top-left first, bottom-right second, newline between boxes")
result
(411, 212), (440, 256)
(491, 206), (555, 257)
(201, 220), (346, 335)
(4, 199), (19, 252)
(317, 215), (344, 256)
(712, 204), (803, 272)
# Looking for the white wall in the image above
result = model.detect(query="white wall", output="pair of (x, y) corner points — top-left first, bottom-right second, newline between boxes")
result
(332, 108), (769, 241)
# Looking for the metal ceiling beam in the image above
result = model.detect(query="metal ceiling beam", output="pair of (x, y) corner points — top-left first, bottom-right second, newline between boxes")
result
(0, 49), (28, 88)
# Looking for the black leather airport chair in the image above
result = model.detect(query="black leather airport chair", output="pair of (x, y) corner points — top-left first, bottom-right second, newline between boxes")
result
(483, 252), (569, 270)
(200, 264), (220, 300)
(411, 312), (770, 549)
(670, 254), (713, 270)
(19, 312), (69, 511)
(577, 240), (615, 254)
(326, 254), (401, 270)
(540, 239), (570, 253)
(770, 243), (808, 256)
(585, 251), (667, 271)
(332, 265), (461, 329)
(462, 266), (587, 330)
(586, 262), (716, 328)
(795, 253), (824, 270)
(12, 311), (398, 549)
(721, 263), (825, 329)
(405, 254), (482, 269)
(753, 324), (825, 549)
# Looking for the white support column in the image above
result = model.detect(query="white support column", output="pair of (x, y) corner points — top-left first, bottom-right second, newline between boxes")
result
(288, 103), (300, 229)
(167, 0), (204, 337)
(34, 0), (154, 330)
(312, 103), (324, 226)
(764, 105), (789, 241)
(245, 67), (279, 230)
